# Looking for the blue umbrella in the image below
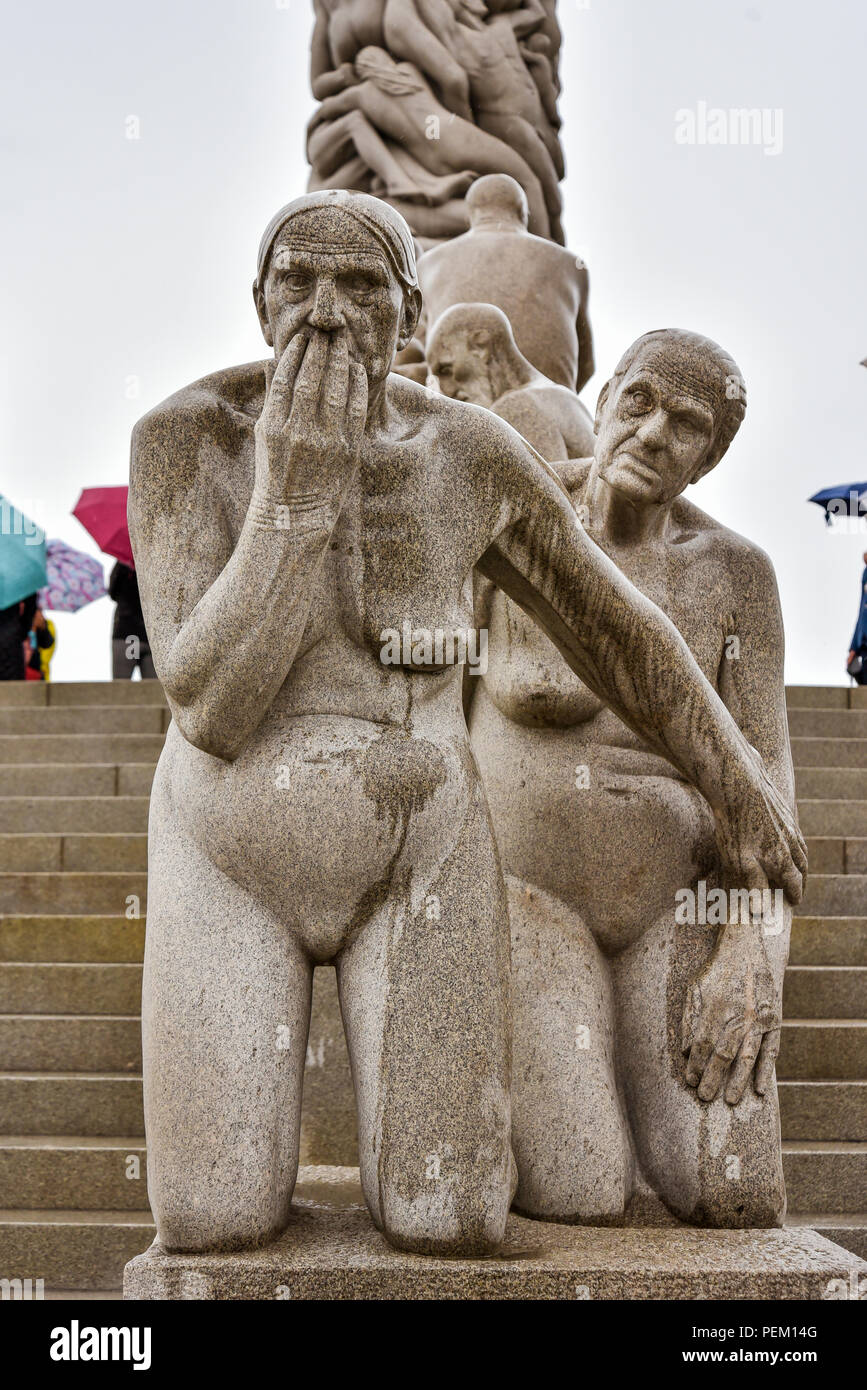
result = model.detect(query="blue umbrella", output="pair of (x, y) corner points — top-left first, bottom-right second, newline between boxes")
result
(0, 496), (47, 608)
(808, 482), (867, 525)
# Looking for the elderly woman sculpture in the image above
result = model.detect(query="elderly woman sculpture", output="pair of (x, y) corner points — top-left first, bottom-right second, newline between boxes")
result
(470, 328), (801, 1228)
(130, 192), (805, 1257)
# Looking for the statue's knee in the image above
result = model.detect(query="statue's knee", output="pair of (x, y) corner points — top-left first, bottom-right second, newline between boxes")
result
(379, 1179), (507, 1257)
(513, 1160), (630, 1225)
(693, 1176), (786, 1230)
(154, 1188), (289, 1254)
(667, 1150), (786, 1229)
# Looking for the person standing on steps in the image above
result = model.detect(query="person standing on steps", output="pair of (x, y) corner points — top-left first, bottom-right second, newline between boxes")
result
(109, 561), (155, 679)
(22, 599), (56, 681)
(847, 551), (867, 685)
(0, 601), (27, 680)
(0, 595), (50, 681)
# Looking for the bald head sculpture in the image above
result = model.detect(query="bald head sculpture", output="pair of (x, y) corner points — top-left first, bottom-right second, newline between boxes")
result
(428, 301), (595, 459)
(465, 173), (530, 230)
(428, 302), (525, 407)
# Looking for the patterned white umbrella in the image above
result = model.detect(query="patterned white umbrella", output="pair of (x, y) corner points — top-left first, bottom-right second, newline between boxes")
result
(38, 539), (106, 613)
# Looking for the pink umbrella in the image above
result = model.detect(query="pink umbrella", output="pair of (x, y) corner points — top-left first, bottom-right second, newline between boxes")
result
(72, 486), (134, 569)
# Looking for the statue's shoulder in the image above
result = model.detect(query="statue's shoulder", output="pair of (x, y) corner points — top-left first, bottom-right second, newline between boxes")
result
(131, 362), (265, 511)
(387, 371), (476, 432)
(417, 231), (475, 280)
(133, 361), (265, 454)
(672, 496), (778, 586)
(388, 372), (525, 460)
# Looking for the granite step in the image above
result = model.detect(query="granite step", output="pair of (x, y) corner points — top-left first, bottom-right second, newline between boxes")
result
(0, 1015), (141, 1072)
(0, 964), (143, 1015)
(0, 681), (166, 708)
(0, 707), (168, 736)
(782, 1141), (867, 1213)
(786, 688), (852, 709)
(0, 767), (116, 799)
(0, 835), (148, 873)
(0, 1137), (149, 1211)
(803, 838), (867, 874)
(783, 965), (867, 1019)
(44, 1289), (125, 1300)
(786, 1213), (867, 1261)
(796, 769), (867, 800)
(0, 734), (164, 765)
(0, 1073), (143, 1136)
(792, 738), (867, 768)
(0, 873), (147, 915)
(789, 917), (867, 966)
(777, 1021), (867, 1079)
(0, 915), (145, 963)
(788, 709), (867, 739)
(0, 1209), (154, 1291)
(0, 797), (151, 833)
(799, 802), (867, 838)
(793, 875), (867, 918)
(778, 1081), (867, 1141)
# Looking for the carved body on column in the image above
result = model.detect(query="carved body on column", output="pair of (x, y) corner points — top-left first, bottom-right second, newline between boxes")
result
(468, 329), (801, 1227)
(309, 0), (566, 245)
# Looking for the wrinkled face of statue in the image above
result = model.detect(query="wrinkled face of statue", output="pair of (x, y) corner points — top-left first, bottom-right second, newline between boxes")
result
(595, 344), (719, 505)
(261, 210), (406, 387)
(428, 332), (494, 407)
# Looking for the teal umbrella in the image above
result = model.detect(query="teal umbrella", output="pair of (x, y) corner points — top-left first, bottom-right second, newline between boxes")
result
(0, 496), (47, 608)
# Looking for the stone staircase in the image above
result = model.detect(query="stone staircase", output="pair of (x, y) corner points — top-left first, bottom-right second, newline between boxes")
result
(0, 680), (864, 1296)
(781, 686), (867, 1260)
(0, 681), (159, 1298)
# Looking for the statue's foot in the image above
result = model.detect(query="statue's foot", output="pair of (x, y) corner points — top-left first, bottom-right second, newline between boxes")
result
(421, 170), (478, 204)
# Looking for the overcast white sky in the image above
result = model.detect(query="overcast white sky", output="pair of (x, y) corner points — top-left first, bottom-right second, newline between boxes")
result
(1, 0), (864, 683)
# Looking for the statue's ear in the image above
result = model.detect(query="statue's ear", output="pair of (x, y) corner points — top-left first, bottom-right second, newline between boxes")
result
(253, 281), (273, 347)
(691, 442), (722, 485)
(594, 380), (611, 436)
(398, 288), (423, 351)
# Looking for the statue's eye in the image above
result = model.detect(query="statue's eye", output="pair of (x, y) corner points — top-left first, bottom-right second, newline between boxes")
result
(629, 389), (652, 411)
(282, 273), (312, 295)
(344, 275), (379, 298)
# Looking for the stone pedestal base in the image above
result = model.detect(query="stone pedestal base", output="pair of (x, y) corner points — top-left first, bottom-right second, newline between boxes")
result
(124, 1167), (866, 1301)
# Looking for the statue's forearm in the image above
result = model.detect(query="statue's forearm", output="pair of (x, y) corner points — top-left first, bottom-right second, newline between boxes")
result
(160, 496), (334, 761)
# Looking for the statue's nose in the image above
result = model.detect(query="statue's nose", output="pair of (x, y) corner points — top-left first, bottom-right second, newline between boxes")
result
(636, 408), (671, 448)
(307, 279), (343, 332)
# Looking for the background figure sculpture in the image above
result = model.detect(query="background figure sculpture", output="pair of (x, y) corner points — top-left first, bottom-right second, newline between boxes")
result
(418, 175), (594, 393)
(309, 0), (565, 245)
(427, 302), (595, 459)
